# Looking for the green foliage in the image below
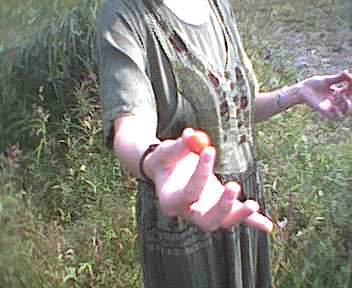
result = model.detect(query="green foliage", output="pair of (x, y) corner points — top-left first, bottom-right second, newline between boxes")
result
(0, 63), (142, 287)
(0, 0), (351, 287)
(0, 0), (85, 47)
(1, 1), (142, 287)
(259, 117), (352, 287)
(0, 0), (98, 150)
(232, 0), (352, 286)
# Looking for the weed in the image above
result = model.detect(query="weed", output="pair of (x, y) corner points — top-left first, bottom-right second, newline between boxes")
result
(0, 0), (351, 287)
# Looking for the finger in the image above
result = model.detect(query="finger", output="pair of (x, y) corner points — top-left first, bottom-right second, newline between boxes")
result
(190, 182), (239, 232)
(246, 212), (273, 233)
(336, 95), (351, 116)
(324, 71), (351, 86)
(220, 199), (259, 229)
(161, 127), (210, 166)
(157, 130), (193, 166)
(329, 89), (352, 117)
(345, 95), (352, 114)
(341, 82), (352, 99)
(180, 146), (217, 204)
(318, 99), (339, 120)
(181, 127), (195, 142)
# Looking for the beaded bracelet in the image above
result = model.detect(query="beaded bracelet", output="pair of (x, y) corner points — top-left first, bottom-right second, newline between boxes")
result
(139, 144), (159, 183)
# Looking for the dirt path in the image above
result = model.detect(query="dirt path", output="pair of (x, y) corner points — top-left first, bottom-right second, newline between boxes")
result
(235, 0), (352, 79)
(265, 6), (352, 80)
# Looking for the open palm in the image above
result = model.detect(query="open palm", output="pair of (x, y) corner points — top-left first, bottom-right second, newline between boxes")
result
(301, 71), (352, 120)
(145, 128), (273, 232)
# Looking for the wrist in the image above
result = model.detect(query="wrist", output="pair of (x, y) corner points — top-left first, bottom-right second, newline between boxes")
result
(277, 83), (304, 110)
(291, 82), (305, 105)
(140, 144), (159, 183)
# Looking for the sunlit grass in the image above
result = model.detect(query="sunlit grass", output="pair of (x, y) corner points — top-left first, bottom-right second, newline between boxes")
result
(0, 0), (351, 287)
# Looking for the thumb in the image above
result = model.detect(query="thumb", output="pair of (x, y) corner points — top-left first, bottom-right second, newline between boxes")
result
(156, 128), (194, 167)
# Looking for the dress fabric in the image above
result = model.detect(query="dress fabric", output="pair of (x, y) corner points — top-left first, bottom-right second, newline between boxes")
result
(97, 0), (272, 287)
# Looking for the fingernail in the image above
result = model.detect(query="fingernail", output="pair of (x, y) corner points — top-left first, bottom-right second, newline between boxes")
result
(183, 127), (194, 138)
(244, 200), (259, 212)
(202, 147), (214, 162)
(246, 213), (274, 233)
(227, 181), (241, 194)
(261, 217), (274, 232)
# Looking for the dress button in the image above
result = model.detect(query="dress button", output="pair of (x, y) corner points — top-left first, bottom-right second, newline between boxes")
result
(220, 101), (229, 116)
(233, 95), (238, 104)
(235, 66), (244, 81)
(224, 70), (231, 80)
(240, 96), (248, 109)
(238, 134), (246, 144)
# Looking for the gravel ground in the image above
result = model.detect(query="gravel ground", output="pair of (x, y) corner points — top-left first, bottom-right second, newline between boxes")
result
(244, 1), (352, 79)
(233, 0), (352, 139)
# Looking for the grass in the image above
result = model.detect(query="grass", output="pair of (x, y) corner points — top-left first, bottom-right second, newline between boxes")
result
(232, 1), (352, 286)
(0, 0), (351, 287)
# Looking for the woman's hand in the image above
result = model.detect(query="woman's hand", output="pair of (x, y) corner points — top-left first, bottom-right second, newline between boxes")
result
(299, 70), (352, 120)
(143, 128), (273, 232)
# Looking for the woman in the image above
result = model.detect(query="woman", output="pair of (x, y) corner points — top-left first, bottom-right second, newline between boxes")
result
(97, 0), (352, 287)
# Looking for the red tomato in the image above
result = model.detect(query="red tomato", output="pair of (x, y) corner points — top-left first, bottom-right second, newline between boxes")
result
(186, 130), (210, 154)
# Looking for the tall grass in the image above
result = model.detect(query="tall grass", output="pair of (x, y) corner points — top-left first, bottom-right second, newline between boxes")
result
(1, 1), (142, 287)
(0, 0), (351, 287)
(0, 0), (98, 150)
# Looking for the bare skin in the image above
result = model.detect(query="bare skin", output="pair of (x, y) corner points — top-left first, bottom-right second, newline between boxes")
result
(254, 71), (352, 122)
(163, 0), (211, 25)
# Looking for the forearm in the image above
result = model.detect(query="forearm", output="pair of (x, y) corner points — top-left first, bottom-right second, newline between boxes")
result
(254, 83), (304, 123)
(112, 113), (160, 178)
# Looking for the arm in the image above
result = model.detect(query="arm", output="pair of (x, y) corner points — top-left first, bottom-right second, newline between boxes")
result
(112, 112), (160, 179)
(254, 84), (304, 123)
(111, 114), (272, 232)
(254, 71), (352, 123)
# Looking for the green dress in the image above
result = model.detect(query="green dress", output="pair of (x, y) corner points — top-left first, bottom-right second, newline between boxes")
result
(97, 0), (271, 287)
